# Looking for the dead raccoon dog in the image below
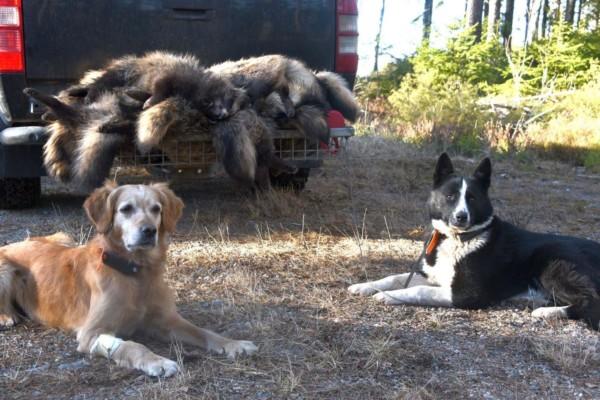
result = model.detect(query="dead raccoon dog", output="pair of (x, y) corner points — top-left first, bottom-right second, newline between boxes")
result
(209, 55), (359, 142)
(210, 108), (297, 191)
(24, 87), (146, 189)
(142, 68), (248, 122)
(67, 51), (247, 122)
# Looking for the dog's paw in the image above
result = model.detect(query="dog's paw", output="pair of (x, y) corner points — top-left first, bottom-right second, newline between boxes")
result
(0, 314), (19, 328)
(141, 357), (180, 378)
(531, 306), (568, 320)
(223, 340), (258, 360)
(373, 291), (400, 305)
(348, 283), (377, 296)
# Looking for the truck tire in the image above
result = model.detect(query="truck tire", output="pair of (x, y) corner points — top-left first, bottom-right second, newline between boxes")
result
(0, 178), (41, 209)
(270, 168), (310, 193)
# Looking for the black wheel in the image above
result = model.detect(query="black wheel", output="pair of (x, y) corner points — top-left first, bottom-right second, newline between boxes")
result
(270, 168), (310, 193)
(0, 178), (41, 209)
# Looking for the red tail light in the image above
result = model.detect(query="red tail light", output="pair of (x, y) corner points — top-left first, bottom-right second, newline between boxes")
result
(336, 0), (358, 74)
(0, 0), (24, 73)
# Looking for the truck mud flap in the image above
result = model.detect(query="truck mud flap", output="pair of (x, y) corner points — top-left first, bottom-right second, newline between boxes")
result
(0, 144), (46, 177)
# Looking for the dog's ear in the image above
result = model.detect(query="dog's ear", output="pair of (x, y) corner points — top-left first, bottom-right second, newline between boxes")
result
(83, 180), (119, 234)
(152, 183), (184, 233)
(473, 157), (492, 190)
(433, 153), (454, 187)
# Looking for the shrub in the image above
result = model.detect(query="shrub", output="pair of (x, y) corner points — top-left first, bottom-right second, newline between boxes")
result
(517, 75), (600, 168)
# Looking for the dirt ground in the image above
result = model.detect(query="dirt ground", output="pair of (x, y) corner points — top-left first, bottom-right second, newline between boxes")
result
(1, 136), (599, 399)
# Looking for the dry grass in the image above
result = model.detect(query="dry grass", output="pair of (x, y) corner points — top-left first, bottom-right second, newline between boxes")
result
(1, 137), (600, 399)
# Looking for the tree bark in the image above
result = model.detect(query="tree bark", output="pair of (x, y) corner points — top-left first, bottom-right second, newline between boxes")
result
(487, 0), (502, 40)
(423, 0), (434, 42)
(502, 0), (515, 47)
(466, 0), (485, 41)
(373, 0), (386, 73)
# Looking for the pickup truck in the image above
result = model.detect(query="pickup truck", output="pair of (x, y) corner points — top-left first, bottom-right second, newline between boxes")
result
(0, 0), (359, 208)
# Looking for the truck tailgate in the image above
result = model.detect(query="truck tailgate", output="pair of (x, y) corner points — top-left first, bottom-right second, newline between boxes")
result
(22, 0), (336, 81)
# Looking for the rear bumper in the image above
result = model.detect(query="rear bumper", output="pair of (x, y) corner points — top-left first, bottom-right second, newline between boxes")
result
(0, 125), (46, 177)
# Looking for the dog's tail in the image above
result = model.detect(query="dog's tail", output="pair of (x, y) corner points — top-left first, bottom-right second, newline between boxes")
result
(72, 122), (127, 190)
(211, 111), (257, 188)
(289, 104), (329, 143)
(315, 71), (360, 122)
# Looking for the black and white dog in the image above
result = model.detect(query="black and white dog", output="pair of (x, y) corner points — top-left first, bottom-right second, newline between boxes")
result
(348, 153), (600, 330)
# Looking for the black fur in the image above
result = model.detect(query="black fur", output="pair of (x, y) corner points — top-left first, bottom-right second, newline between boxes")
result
(427, 153), (600, 329)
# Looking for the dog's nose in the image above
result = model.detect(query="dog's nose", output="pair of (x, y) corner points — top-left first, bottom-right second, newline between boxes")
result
(454, 211), (469, 224)
(453, 212), (469, 226)
(141, 226), (157, 238)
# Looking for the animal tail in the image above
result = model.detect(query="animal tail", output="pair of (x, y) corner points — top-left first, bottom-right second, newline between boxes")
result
(72, 123), (126, 190)
(0, 259), (21, 327)
(289, 104), (329, 143)
(43, 122), (77, 182)
(211, 112), (257, 188)
(315, 71), (360, 122)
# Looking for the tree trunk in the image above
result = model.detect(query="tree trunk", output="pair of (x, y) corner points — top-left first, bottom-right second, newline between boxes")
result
(576, 0), (585, 27)
(373, 0), (386, 73)
(524, 0), (532, 45)
(487, 0), (502, 40)
(565, 0), (576, 23)
(532, 0), (543, 39)
(423, 0), (434, 41)
(466, 0), (485, 41)
(502, 0), (515, 47)
(541, 0), (549, 36)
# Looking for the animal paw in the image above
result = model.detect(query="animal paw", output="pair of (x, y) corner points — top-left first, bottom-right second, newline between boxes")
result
(141, 357), (180, 378)
(373, 291), (400, 305)
(0, 314), (19, 328)
(348, 283), (377, 296)
(531, 306), (568, 319)
(222, 340), (258, 360)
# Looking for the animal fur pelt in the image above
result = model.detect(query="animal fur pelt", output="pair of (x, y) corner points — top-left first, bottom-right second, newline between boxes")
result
(209, 55), (360, 141)
(67, 51), (247, 122)
(24, 87), (145, 189)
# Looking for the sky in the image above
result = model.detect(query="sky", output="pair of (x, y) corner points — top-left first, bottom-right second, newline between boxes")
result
(357, 0), (529, 76)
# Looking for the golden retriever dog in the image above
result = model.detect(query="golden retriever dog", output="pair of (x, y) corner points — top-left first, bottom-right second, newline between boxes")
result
(0, 182), (257, 377)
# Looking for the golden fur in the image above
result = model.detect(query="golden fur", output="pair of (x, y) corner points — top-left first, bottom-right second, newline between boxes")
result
(0, 182), (257, 377)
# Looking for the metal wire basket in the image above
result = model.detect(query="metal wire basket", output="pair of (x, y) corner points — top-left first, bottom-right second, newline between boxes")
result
(113, 128), (353, 178)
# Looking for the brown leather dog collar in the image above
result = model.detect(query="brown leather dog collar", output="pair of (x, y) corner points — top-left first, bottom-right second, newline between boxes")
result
(96, 248), (141, 276)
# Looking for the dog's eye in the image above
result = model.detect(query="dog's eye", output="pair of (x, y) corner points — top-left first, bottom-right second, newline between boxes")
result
(467, 194), (475, 202)
(446, 194), (455, 201)
(150, 205), (161, 214)
(119, 204), (133, 214)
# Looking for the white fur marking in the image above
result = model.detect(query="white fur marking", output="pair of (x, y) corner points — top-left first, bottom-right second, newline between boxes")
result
(90, 334), (123, 359)
(453, 179), (470, 224)
(422, 231), (490, 287)
(373, 286), (453, 307)
(348, 273), (429, 296)
(531, 306), (569, 319)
